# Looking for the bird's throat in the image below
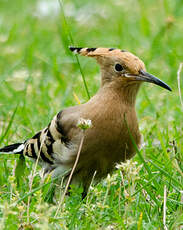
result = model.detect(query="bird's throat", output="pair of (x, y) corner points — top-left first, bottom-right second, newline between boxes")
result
(121, 83), (141, 105)
(103, 81), (141, 106)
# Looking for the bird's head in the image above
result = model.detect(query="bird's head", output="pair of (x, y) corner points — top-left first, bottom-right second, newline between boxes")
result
(69, 46), (171, 92)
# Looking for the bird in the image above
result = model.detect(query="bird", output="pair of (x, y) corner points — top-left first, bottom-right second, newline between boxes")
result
(0, 47), (171, 197)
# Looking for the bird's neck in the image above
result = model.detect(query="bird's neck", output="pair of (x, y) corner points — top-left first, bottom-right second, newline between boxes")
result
(121, 83), (141, 106)
(101, 80), (141, 106)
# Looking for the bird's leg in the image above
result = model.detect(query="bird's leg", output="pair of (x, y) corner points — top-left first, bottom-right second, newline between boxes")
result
(81, 188), (88, 200)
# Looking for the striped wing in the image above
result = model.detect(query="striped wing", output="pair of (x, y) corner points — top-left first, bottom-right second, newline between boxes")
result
(23, 111), (68, 165)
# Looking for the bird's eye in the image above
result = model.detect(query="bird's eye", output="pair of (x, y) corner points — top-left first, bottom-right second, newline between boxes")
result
(115, 63), (123, 72)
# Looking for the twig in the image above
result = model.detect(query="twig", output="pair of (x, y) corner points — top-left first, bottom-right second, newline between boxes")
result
(177, 63), (183, 111)
(54, 131), (85, 217)
(163, 185), (168, 230)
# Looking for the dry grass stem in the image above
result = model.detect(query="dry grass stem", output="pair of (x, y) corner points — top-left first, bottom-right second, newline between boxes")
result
(86, 170), (97, 204)
(163, 185), (168, 230)
(177, 63), (183, 111)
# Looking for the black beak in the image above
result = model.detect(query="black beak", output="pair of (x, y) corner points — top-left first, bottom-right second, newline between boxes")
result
(138, 70), (172, 91)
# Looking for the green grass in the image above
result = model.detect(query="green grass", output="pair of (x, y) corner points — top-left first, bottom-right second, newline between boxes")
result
(0, 0), (183, 229)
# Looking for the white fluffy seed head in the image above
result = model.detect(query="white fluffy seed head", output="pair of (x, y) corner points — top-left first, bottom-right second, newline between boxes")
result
(77, 118), (92, 130)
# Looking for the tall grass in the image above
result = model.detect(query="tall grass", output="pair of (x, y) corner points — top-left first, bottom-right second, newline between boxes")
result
(0, 0), (182, 229)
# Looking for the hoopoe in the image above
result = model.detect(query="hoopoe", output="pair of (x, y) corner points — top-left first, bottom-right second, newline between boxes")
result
(0, 47), (171, 197)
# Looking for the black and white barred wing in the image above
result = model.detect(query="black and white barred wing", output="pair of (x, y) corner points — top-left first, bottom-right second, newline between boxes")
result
(0, 111), (74, 168)
(23, 111), (71, 164)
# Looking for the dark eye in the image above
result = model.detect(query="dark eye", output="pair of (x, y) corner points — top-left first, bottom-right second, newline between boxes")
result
(115, 63), (123, 72)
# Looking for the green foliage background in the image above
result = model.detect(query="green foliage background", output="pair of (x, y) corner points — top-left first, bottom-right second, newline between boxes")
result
(0, 0), (182, 229)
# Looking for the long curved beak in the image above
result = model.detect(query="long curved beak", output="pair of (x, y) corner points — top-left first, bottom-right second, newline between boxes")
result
(138, 70), (172, 91)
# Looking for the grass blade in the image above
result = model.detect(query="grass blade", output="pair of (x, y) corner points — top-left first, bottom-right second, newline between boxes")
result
(58, 0), (90, 99)
(0, 105), (19, 144)
(149, 160), (182, 188)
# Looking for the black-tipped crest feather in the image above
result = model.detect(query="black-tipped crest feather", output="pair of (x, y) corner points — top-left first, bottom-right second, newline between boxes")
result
(69, 46), (97, 54)
(69, 46), (82, 53)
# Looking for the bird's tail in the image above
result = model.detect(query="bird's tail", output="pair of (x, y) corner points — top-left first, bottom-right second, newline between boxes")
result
(0, 143), (24, 155)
